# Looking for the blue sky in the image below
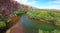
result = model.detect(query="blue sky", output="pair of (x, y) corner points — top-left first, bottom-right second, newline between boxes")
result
(15, 0), (60, 9)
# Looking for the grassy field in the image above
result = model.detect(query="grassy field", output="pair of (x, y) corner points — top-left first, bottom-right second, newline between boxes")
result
(39, 29), (60, 33)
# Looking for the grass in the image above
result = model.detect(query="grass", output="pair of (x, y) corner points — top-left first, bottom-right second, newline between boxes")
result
(39, 29), (60, 33)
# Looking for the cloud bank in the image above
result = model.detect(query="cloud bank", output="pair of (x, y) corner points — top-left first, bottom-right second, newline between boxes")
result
(15, 0), (36, 5)
(15, 0), (60, 9)
(44, 0), (60, 9)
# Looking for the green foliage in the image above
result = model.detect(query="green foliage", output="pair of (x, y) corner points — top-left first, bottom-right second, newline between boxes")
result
(10, 8), (29, 16)
(0, 14), (6, 29)
(27, 10), (41, 19)
(0, 14), (7, 21)
(27, 10), (60, 25)
(6, 21), (13, 29)
(0, 21), (6, 28)
(30, 22), (56, 31)
(0, 13), (13, 32)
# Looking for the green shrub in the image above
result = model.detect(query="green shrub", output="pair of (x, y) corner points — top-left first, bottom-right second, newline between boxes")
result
(27, 10), (60, 25)
(0, 21), (6, 28)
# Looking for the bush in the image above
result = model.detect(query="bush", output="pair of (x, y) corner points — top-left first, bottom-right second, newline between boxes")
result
(27, 10), (60, 25)
(0, 21), (6, 28)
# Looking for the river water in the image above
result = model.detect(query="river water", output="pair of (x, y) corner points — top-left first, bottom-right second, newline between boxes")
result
(20, 14), (32, 27)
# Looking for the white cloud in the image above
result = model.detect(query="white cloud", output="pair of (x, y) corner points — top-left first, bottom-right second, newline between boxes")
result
(39, 5), (60, 9)
(40, 0), (60, 9)
(47, 0), (60, 4)
(15, 0), (60, 9)
(15, 0), (36, 5)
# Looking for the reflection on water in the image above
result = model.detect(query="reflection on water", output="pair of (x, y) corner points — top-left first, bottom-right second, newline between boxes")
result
(20, 14), (31, 27)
